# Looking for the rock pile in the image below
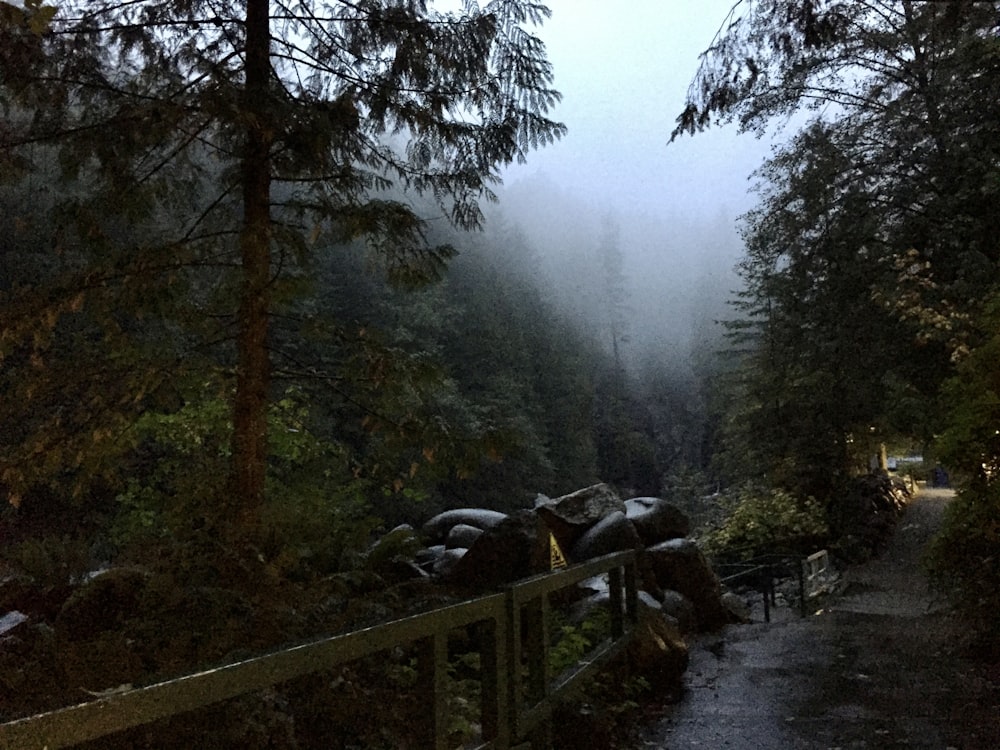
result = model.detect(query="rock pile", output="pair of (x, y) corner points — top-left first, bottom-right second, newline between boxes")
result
(399, 482), (732, 634)
(0, 482), (739, 734)
(352, 482), (742, 703)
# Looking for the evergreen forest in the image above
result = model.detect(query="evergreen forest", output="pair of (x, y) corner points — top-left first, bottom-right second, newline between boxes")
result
(2, 0), (1000, 743)
(0, 0), (721, 580)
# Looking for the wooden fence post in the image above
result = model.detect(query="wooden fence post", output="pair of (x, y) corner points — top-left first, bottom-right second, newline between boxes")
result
(523, 594), (552, 750)
(415, 632), (449, 750)
(609, 566), (625, 638)
(479, 614), (510, 748)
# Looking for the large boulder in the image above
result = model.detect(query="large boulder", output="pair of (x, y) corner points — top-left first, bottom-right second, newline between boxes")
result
(627, 600), (689, 690)
(431, 548), (467, 578)
(446, 524), (484, 550)
(366, 524), (420, 557)
(364, 524), (423, 582)
(534, 483), (626, 548)
(54, 567), (150, 644)
(415, 544), (446, 571)
(645, 539), (727, 631)
(721, 591), (752, 624)
(625, 497), (690, 545)
(566, 588), (661, 627)
(54, 568), (289, 691)
(446, 511), (550, 589)
(421, 509), (507, 545)
(569, 511), (643, 562)
(660, 589), (698, 634)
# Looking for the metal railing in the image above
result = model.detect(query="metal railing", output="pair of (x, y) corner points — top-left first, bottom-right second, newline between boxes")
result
(716, 550), (833, 621)
(0, 550), (638, 750)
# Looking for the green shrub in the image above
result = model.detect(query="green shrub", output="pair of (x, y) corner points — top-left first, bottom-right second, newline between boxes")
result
(3, 533), (92, 587)
(108, 389), (234, 548)
(110, 387), (378, 578)
(699, 484), (828, 556)
(549, 608), (612, 677)
(926, 482), (1000, 644)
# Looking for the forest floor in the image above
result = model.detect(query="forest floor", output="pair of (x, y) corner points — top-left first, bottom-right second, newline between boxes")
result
(627, 488), (1000, 749)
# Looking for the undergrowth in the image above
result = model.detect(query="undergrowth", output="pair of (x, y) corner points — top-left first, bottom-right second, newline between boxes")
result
(925, 481), (1000, 652)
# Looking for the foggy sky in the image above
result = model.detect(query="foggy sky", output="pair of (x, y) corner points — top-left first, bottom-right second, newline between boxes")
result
(500, 0), (769, 221)
(486, 1), (775, 368)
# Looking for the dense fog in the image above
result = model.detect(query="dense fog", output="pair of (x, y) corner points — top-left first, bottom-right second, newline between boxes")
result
(472, 0), (776, 380)
(492, 175), (745, 376)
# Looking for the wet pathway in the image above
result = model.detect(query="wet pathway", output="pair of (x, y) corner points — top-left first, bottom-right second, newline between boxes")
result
(631, 488), (1000, 749)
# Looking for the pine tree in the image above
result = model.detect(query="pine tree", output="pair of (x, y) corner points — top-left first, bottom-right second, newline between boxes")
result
(0, 1), (565, 535)
(597, 215), (629, 370)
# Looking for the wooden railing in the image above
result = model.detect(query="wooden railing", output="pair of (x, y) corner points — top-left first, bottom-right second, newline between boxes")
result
(0, 550), (638, 750)
(801, 549), (834, 598)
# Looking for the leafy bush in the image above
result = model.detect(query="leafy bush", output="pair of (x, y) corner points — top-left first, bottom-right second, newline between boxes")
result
(109, 388), (234, 547)
(698, 484), (828, 557)
(110, 387), (377, 577)
(934, 292), (1000, 485)
(925, 297), (1000, 648)
(3, 533), (92, 587)
(547, 607), (658, 750)
(926, 482), (1000, 645)
(549, 608), (612, 677)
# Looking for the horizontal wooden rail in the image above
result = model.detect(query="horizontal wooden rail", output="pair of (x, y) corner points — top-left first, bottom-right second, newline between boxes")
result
(0, 593), (508, 750)
(506, 550), (638, 744)
(0, 550), (639, 750)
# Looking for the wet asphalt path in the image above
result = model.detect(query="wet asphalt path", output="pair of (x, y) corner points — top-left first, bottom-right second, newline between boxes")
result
(630, 488), (1000, 750)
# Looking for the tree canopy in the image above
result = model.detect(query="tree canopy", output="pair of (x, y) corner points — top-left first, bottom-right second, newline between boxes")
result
(676, 1), (1000, 496)
(1, 0), (566, 537)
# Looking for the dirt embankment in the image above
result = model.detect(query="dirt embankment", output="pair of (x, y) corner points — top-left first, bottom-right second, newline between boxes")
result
(630, 488), (1000, 749)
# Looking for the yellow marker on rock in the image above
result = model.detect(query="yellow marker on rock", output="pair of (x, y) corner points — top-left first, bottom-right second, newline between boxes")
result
(549, 532), (568, 570)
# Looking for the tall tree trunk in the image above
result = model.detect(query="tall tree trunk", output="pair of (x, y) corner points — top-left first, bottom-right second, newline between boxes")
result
(231, 0), (272, 532)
